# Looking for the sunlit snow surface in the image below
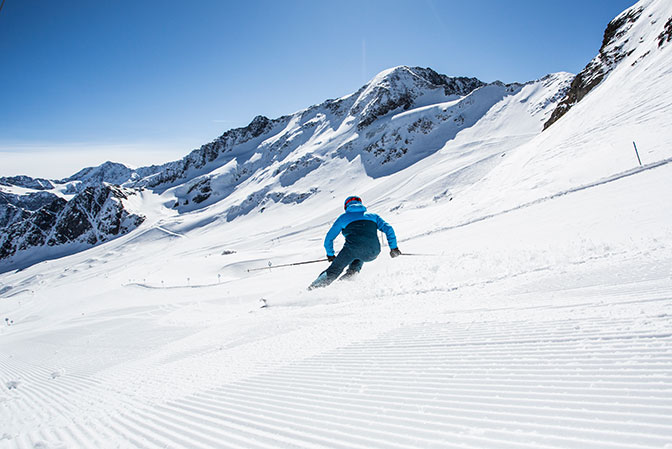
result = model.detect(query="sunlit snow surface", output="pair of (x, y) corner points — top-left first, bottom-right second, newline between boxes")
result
(2, 0), (672, 446)
(1, 159), (670, 449)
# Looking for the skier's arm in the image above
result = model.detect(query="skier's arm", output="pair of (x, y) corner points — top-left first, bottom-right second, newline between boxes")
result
(323, 217), (345, 256)
(375, 215), (398, 249)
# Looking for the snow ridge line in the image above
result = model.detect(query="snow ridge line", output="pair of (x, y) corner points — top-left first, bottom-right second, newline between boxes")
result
(404, 156), (672, 242)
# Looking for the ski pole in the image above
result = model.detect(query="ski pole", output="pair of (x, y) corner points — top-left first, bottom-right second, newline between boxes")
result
(247, 258), (329, 272)
(399, 252), (444, 257)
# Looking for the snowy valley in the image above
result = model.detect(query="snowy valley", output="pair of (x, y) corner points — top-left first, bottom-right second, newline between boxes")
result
(1, 0), (672, 447)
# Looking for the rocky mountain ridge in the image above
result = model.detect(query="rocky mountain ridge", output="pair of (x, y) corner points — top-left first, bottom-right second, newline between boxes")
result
(0, 185), (145, 266)
(157, 68), (546, 216)
(544, 0), (672, 129)
(0, 190), (61, 229)
(0, 175), (54, 190)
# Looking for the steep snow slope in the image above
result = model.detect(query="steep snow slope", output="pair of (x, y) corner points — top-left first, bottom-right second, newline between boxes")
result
(405, 0), (672, 232)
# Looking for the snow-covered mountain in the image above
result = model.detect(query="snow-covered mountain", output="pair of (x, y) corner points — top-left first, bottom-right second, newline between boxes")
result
(1, 0), (670, 274)
(1, 1), (671, 447)
(0, 67), (571, 271)
(0, 185), (145, 270)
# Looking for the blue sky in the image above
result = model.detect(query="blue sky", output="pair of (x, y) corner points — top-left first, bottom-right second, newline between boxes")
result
(1, 0), (636, 178)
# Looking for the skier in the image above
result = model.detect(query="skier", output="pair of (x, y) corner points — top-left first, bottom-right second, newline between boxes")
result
(309, 196), (401, 289)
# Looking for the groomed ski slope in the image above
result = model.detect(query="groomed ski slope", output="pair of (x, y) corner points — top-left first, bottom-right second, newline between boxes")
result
(1, 154), (671, 449)
(2, 0), (672, 445)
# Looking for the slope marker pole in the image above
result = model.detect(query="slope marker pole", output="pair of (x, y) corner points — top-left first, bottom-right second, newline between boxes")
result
(633, 141), (642, 166)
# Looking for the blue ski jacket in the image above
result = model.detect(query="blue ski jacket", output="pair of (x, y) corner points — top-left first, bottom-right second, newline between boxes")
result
(324, 201), (397, 257)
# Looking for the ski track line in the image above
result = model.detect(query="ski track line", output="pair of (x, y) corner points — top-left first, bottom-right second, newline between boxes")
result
(234, 369), (672, 409)
(222, 377), (672, 439)
(214, 377), (672, 437)
(114, 410), (228, 449)
(170, 395), (551, 449)
(3, 307), (672, 448)
(163, 392), (577, 449)
(155, 401), (399, 449)
(216, 378), (672, 427)
(106, 316), (671, 449)
(186, 385), (670, 447)
(0, 353), (176, 449)
(128, 405), (335, 449)
(229, 372), (672, 410)
(172, 388), (659, 449)
(404, 156), (672, 242)
(244, 374), (672, 410)
(104, 417), (166, 449)
(420, 295), (672, 320)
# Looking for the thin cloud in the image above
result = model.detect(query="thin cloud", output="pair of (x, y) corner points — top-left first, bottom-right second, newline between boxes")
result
(0, 142), (188, 179)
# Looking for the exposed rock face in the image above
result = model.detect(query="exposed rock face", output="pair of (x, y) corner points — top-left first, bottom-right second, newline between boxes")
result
(403, 67), (486, 97)
(349, 81), (527, 174)
(186, 178), (213, 205)
(544, 6), (645, 130)
(139, 114), (288, 189)
(226, 187), (319, 221)
(659, 17), (672, 47)
(0, 191), (61, 228)
(275, 155), (323, 187)
(51, 185), (143, 244)
(0, 198), (67, 260)
(0, 185), (145, 263)
(352, 67), (485, 131)
(0, 175), (54, 190)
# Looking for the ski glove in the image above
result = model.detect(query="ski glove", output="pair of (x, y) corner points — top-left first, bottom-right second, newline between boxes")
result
(390, 248), (402, 258)
(327, 255), (336, 262)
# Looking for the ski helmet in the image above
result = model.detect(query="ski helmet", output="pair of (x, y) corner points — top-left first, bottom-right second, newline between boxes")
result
(344, 196), (362, 210)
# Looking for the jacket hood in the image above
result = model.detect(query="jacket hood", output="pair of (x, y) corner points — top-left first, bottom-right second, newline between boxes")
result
(345, 203), (367, 213)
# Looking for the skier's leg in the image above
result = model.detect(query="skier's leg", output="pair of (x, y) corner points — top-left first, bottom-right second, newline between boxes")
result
(339, 259), (362, 280)
(348, 259), (364, 272)
(338, 242), (379, 282)
(324, 247), (355, 282)
(309, 247), (355, 289)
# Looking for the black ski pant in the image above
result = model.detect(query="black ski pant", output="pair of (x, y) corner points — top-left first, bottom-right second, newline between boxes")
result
(319, 243), (380, 287)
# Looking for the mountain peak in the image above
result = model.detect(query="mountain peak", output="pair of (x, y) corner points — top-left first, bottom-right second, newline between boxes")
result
(61, 161), (135, 187)
(367, 66), (484, 97)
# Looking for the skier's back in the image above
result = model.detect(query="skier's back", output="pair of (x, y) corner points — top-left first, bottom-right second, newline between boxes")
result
(309, 196), (401, 289)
